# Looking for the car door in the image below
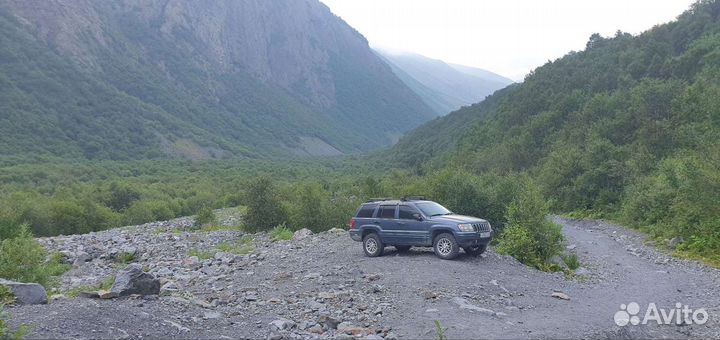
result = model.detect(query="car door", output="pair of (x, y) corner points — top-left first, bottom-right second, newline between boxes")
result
(375, 204), (399, 243)
(398, 204), (428, 245)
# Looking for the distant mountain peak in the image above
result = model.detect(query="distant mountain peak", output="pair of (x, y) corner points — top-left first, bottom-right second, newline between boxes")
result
(375, 49), (513, 115)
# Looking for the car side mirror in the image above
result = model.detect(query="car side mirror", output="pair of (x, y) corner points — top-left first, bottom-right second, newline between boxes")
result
(412, 213), (423, 221)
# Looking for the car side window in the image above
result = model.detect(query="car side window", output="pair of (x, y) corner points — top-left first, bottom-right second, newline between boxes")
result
(356, 204), (377, 218)
(398, 205), (419, 219)
(378, 205), (396, 219)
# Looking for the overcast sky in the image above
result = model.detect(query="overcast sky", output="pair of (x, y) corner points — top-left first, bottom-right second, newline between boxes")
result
(320, 0), (696, 81)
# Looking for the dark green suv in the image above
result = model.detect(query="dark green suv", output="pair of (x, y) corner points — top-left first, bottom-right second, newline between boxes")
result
(348, 197), (492, 260)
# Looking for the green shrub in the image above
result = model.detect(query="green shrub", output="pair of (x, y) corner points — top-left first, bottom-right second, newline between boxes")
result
(0, 287), (14, 306)
(194, 206), (216, 227)
(496, 178), (564, 268)
(244, 177), (287, 232)
(496, 224), (540, 266)
(1, 304), (28, 340)
(0, 225), (67, 289)
(270, 224), (293, 241)
(563, 253), (580, 270)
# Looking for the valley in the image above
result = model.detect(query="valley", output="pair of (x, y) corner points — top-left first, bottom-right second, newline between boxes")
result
(5, 212), (719, 339)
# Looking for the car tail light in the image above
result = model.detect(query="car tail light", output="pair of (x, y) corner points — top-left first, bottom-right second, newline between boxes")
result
(349, 219), (357, 230)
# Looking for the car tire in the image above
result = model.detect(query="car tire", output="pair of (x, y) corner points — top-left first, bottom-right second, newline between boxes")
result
(395, 245), (411, 252)
(363, 233), (384, 257)
(464, 245), (487, 256)
(433, 233), (460, 260)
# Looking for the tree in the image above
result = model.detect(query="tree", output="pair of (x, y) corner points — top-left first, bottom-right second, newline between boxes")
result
(244, 177), (287, 232)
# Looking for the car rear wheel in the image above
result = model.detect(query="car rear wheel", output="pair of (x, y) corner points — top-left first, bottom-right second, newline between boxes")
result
(464, 244), (487, 256)
(433, 233), (460, 260)
(395, 245), (411, 252)
(363, 233), (384, 257)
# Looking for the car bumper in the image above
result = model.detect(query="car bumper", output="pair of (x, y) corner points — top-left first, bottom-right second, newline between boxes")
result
(349, 230), (362, 242)
(456, 232), (492, 248)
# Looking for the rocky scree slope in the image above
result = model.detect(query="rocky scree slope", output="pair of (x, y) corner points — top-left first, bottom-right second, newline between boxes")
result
(4, 213), (720, 339)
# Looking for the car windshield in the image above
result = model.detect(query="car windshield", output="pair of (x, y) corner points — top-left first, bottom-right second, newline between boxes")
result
(415, 202), (452, 217)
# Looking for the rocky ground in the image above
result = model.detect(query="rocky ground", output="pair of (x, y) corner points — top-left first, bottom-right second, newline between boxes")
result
(5, 214), (720, 339)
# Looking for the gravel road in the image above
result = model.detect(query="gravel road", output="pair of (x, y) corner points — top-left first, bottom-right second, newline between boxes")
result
(6, 216), (720, 339)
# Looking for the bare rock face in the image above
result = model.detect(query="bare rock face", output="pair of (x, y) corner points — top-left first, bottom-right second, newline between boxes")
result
(0, 278), (48, 305)
(110, 264), (160, 296)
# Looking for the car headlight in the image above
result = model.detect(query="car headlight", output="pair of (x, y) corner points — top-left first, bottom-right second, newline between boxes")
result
(457, 223), (474, 232)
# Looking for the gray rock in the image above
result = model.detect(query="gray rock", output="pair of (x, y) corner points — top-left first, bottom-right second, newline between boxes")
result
(269, 318), (295, 331)
(551, 291), (570, 300)
(451, 297), (497, 316)
(0, 279), (47, 305)
(574, 267), (591, 276)
(293, 228), (313, 240)
(203, 311), (223, 320)
(318, 315), (341, 330)
(337, 321), (354, 330)
(667, 236), (683, 249)
(548, 255), (568, 270)
(110, 264), (161, 296)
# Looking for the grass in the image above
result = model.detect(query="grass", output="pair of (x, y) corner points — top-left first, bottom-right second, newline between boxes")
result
(0, 286), (15, 305)
(187, 248), (215, 260)
(64, 276), (115, 298)
(215, 236), (254, 255)
(563, 253), (580, 270)
(433, 320), (446, 340)
(0, 304), (29, 340)
(270, 224), (293, 241)
(115, 252), (135, 265)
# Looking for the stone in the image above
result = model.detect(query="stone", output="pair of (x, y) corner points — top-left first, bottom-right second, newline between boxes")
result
(451, 297), (496, 316)
(203, 311), (223, 320)
(574, 267), (591, 276)
(551, 292), (570, 300)
(0, 279), (47, 305)
(269, 318), (295, 331)
(308, 324), (323, 334)
(110, 264), (161, 296)
(98, 290), (119, 299)
(293, 228), (313, 240)
(318, 315), (341, 330)
(548, 255), (568, 270)
(667, 236), (683, 249)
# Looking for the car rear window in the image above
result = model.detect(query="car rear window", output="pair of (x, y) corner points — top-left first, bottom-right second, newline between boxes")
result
(378, 205), (396, 219)
(356, 204), (376, 218)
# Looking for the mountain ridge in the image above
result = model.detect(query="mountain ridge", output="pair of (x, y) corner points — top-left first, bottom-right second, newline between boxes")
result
(0, 0), (434, 160)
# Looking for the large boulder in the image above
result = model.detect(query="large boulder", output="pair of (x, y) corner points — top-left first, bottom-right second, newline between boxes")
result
(293, 228), (313, 241)
(110, 264), (160, 296)
(0, 279), (47, 305)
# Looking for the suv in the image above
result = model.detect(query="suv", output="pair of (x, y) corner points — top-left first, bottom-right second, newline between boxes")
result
(348, 197), (492, 260)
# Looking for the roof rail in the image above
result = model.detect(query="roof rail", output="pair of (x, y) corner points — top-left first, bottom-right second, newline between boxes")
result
(401, 196), (427, 201)
(366, 197), (393, 203)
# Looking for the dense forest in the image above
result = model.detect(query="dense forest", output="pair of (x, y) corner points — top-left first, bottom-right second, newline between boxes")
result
(390, 0), (720, 263)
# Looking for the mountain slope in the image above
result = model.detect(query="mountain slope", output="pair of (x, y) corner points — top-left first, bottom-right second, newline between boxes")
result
(376, 49), (513, 114)
(0, 0), (434, 160)
(389, 1), (720, 258)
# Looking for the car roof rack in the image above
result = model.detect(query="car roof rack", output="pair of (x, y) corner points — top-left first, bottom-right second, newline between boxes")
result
(401, 196), (427, 201)
(366, 197), (393, 203)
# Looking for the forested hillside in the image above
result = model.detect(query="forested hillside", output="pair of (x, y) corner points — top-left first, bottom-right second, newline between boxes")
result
(390, 0), (720, 262)
(0, 0), (433, 160)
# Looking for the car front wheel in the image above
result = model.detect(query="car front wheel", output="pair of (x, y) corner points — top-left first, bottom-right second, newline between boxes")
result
(433, 233), (460, 260)
(464, 244), (487, 256)
(363, 233), (384, 257)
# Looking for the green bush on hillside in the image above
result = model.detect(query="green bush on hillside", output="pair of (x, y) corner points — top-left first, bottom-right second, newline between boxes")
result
(496, 178), (564, 268)
(0, 225), (68, 289)
(244, 177), (287, 232)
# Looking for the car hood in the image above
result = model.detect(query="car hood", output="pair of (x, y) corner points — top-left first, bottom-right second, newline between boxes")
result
(429, 214), (487, 224)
